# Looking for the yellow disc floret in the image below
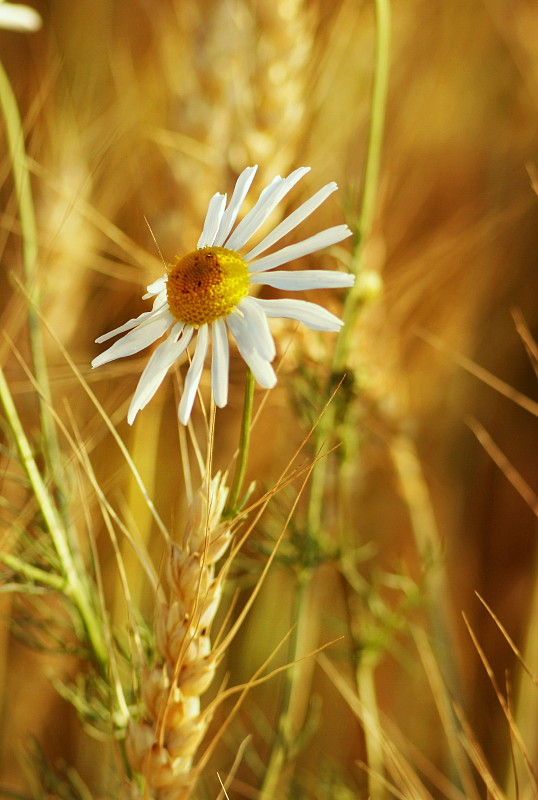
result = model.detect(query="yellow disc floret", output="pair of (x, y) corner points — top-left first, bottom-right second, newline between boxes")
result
(166, 247), (250, 327)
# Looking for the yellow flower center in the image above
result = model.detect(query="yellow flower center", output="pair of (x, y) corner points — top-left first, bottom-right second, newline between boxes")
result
(166, 247), (250, 327)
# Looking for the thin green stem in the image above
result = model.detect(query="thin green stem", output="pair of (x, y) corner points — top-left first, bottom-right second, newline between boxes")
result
(308, 0), (391, 535)
(0, 551), (66, 592)
(358, 0), (391, 245)
(259, 575), (309, 800)
(269, 1), (392, 792)
(0, 363), (108, 669)
(0, 62), (38, 275)
(311, 0), (391, 525)
(223, 368), (255, 517)
(357, 657), (385, 800)
(0, 61), (61, 479)
(305, 402), (336, 537)
(333, 0), (391, 374)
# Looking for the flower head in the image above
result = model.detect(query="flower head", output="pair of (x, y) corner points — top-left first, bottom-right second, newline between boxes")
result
(92, 166), (354, 424)
(0, 0), (41, 31)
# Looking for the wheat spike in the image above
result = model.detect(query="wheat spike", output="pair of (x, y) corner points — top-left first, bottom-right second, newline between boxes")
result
(126, 473), (231, 799)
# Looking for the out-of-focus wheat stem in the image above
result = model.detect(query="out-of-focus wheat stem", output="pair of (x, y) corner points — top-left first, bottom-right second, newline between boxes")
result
(390, 435), (462, 695)
(357, 656), (385, 800)
(264, 2), (392, 793)
(391, 433), (467, 793)
(0, 362), (108, 669)
(333, 0), (391, 373)
(307, 0), (391, 535)
(0, 62), (61, 482)
(259, 573), (309, 800)
(223, 368), (254, 518)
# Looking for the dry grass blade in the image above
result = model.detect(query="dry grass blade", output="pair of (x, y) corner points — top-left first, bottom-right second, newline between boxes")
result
(466, 417), (538, 516)
(318, 653), (438, 800)
(213, 449), (318, 659)
(512, 308), (538, 380)
(474, 593), (538, 688)
(412, 627), (481, 800)
(27, 156), (160, 275)
(195, 631), (343, 788)
(9, 285), (171, 543)
(451, 705), (505, 800)
(462, 614), (538, 794)
(418, 329), (538, 418)
(7, 337), (162, 594)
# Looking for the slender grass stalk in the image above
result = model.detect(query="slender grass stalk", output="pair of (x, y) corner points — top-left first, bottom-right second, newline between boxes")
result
(0, 551), (66, 592)
(223, 368), (255, 518)
(15, 301), (171, 543)
(306, 0), (392, 537)
(0, 61), (61, 481)
(357, 657), (386, 798)
(266, 2), (392, 794)
(391, 433), (469, 796)
(333, 0), (391, 373)
(259, 574), (309, 800)
(390, 434), (462, 698)
(503, 534), (538, 799)
(0, 362), (108, 669)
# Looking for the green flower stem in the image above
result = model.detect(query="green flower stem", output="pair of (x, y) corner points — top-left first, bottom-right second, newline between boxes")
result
(0, 363), (108, 669)
(223, 368), (255, 517)
(0, 61), (61, 479)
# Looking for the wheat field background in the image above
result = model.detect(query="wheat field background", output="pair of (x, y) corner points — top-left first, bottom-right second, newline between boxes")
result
(1, 1), (537, 798)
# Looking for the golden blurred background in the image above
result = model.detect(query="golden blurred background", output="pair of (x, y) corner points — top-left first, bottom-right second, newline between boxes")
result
(1, 0), (537, 797)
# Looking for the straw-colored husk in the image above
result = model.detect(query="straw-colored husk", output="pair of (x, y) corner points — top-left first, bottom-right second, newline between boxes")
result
(126, 473), (231, 799)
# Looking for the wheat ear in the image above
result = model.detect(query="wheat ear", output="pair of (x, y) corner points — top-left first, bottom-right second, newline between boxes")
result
(126, 472), (232, 800)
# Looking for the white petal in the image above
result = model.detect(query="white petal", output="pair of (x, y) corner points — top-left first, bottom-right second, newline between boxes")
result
(223, 176), (283, 250)
(96, 294), (167, 343)
(141, 288), (168, 306)
(211, 318), (229, 408)
(127, 324), (193, 424)
(197, 193), (227, 248)
(226, 312), (277, 388)
(248, 225), (352, 273)
(251, 298), (344, 331)
(0, 3), (42, 31)
(250, 270), (355, 291)
(91, 307), (173, 367)
(225, 167), (311, 252)
(238, 297), (276, 361)
(213, 166), (258, 247)
(143, 276), (167, 298)
(95, 310), (154, 344)
(178, 325), (209, 424)
(244, 182), (338, 261)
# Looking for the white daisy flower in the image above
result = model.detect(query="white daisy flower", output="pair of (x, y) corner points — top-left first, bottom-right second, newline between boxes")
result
(0, 0), (41, 31)
(92, 165), (354, 425)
